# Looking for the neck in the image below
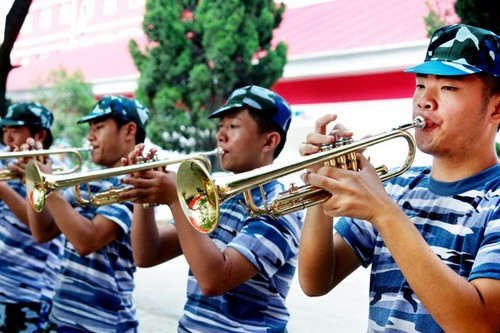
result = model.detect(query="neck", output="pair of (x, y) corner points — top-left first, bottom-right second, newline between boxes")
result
(431, 153), (499, 182)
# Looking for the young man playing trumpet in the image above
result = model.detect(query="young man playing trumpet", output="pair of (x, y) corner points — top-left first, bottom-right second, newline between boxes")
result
(298, 24), (500, 332)
(0, 102), (64, 332)
(120, 85), (304, 332)
(26, 95), (150, 332)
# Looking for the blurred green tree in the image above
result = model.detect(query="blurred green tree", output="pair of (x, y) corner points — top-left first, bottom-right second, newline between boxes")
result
(424, 0), (500, 37)
(454, 0), (500, 35)
(31, 67), (95, 149)
(129, 0), (288, 154)
(423, 0), (455, 37)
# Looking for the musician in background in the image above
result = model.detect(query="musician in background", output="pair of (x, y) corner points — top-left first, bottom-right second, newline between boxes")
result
(298, 24), (500, 332)
(120, 85), (304, 332)
(26, 95), (150, 332)
(0, 102), (64, 332)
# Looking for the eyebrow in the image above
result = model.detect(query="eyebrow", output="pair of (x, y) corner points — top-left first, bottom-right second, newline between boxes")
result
(416, 73), (466, 81)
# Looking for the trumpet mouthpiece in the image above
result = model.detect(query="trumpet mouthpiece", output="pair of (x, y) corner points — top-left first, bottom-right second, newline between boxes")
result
(413, 116), (426, 129)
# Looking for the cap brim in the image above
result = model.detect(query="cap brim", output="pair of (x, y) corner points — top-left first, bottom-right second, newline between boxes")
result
(0, 119), (26, 127)
(77, 113), (106, 124)
(404, 60), (480, 76)
(208, 102), (244, 119)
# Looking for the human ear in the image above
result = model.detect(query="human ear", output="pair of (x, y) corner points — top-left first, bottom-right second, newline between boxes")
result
(33, 130), (47, 145)
(124, 122), (137, 141)
(262, 131), (281, 153)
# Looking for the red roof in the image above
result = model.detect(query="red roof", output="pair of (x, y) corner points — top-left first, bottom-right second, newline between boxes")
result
(274, 0), (430, 55)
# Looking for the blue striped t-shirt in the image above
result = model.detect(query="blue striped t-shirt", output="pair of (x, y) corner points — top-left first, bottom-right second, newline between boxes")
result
(0, 157), (64, 306)
(178, 180), (304, 333)
(48, 177), (137, 333)
(336, 165), (500, 332)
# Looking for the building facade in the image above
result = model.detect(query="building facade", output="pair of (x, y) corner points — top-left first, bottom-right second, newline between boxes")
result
(7, 0), (458, 165)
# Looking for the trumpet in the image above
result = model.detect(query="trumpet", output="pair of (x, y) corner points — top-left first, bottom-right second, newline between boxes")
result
(0, 147), (90, 181)
(176, 116), (426, 233)
(25, 148), (223, 212)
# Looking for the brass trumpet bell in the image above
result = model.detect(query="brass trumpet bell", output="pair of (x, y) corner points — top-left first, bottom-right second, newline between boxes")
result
(176, 117), (426, 234)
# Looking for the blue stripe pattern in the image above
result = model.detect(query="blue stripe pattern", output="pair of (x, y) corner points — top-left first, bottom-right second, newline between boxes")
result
(0, 157), (64, 306)
(48, 177), (137, 332)
(178, 180), (304, 332)
(336, 165), (500, 332)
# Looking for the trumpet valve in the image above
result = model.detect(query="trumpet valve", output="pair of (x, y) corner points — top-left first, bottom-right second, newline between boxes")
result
(320, 138), (357, 170)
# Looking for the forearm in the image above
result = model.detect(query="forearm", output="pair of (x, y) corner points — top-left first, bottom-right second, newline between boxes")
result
(26, 196), (61, 242)
(170, 201), (251, 295)
(44, 193), (117, 254)
(298, 205), (336, 296)
(375, 206), (498, 332)
(131, 204), (181, 267)
(0, 183), (29, 226)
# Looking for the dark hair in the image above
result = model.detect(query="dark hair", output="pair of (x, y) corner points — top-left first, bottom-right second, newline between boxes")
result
(28, 126), (53, 148)
(248, 109), (287, 159)
(477, 73), (500, 131)
(479, 73), (500, 97)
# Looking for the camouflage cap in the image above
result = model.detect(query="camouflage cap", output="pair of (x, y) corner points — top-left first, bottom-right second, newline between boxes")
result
(77, 95), (150, 130)
(0, 102), (54, 130)
(208, 85), (292, 133)
(405, 24), (500, 77)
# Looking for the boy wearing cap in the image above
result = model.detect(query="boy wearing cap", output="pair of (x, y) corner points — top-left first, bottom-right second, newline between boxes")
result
(0, 102), (64, 332)
(298, 24), (500, 332)
(26, 95), (150, 332)
(120, 85), (303, 332)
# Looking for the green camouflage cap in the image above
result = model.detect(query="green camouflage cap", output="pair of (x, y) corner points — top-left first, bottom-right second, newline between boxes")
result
(77, 95), (150, 130)
(208, 85), (292, 133)
(0, 102), (54, 130)
(405, 24), (500, 77)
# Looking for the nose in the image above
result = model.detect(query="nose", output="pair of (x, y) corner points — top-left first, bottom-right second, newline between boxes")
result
(416, 90), (437, 111)
(215, 127), (226, 143)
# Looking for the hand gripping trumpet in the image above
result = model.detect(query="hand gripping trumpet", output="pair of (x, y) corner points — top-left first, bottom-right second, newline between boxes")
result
(25, 148), (223, 213)
(0, 147), (90, 181)
(176, 117), (426, 234)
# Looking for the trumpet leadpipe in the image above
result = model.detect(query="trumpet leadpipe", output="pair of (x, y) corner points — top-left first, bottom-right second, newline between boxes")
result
(0, 146), (92, 181)
(26, 147), (223, 212)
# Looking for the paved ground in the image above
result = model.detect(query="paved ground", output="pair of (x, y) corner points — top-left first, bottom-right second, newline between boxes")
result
(133, 256), (370, 332)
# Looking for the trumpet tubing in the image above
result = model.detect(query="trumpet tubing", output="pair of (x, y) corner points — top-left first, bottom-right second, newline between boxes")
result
(176, 116), (426, 234)
(0, 147), (90, 181)
(26, 148), (223, 212)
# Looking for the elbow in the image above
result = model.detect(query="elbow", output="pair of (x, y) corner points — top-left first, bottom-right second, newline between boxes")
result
(199, 286), (224, 297)
(300, 284), (328, 297)
(72, 242), (98, 257)
(31, 233), (53, 244)
(197, 280), (226, 297)
(133, 255), (157, 268)
(298, 273), (332, 297)
(74, 247), (93, 257)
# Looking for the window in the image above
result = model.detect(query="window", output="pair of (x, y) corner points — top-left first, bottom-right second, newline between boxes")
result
(39, 8), (52, 30)
(81, 0), (95, 19)
(128, 0), (145, 9)
(103, 0), (118, 15)
(58, 3), (72, 25)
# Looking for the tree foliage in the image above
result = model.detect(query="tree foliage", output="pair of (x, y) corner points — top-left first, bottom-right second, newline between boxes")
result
(425, 0), (500, 37)
(31, 67), (96, 149)
(454, 0), (500, 35)
(129, 0), (288, 153)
